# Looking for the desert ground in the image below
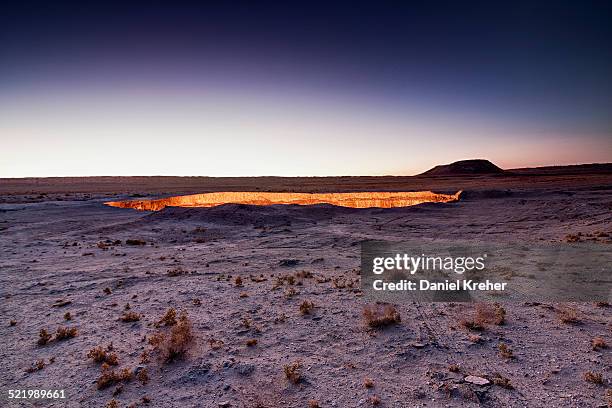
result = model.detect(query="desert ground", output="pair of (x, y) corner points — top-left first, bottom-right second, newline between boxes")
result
(1, 164), (611, 407)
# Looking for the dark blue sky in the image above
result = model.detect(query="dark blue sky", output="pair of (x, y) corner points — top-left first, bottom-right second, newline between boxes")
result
(1, 1), (611, 176)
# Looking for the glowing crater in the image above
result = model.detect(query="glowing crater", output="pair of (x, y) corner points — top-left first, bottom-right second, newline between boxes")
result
(105, 191), (461, 211)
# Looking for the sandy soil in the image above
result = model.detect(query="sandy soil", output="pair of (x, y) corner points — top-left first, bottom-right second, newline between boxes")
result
(1, 168), (611, 407)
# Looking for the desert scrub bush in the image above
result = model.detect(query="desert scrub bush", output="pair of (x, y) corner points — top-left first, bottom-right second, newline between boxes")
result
(56, 326), (77, 340)
(296, 270), (313, 279)
(149, 312), (194, 363)
(584, 371), (603, 385)
(368, 395), (381, 405)
(38, 329), (52, 345)
(25, 359), (46, 373)
(246, 339), (258, 347)
(106, 399), (119, 408)
(87, 345), (119, 365)
(363, 377), (374, 388)
(460, 319), (485, 331)
(208, 338), (224, 350)
(448, 364), (460, 373)
(140, 350), (150, 364)
(557, 306), (580, 324)
(97, 364), (133, 390)
(592, 337), (608, 351)
(491, 373), (513, 389)
(9, 319), (17, 326)
(64, 312), (72, 321)
(120, 311), (141, 322)
(299, 300), (315, 315)
(234, 276), (243, 287)
(308, 400), (321, 408)
(283, 360), (302, 384)
(137, 368), (149, 385)
(498, 343), (514, 359)
(284, 287), (298, 298)
(250, 274), (267, 283)
(475, 303), (506, 325)
(103, 287), (112, 295)
(362, 303), (401, 328)
(156, 308), (177, 327)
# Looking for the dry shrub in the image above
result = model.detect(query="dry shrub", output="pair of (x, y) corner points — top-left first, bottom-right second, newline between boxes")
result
(475, 303), (506, 325)
(283, 360), (302, 384)
(584, 371), (603, 385)
(284, 287), (298, 298)
(106, 399), (119, 408)
(241, 317), (252, 329)
(369, 395), (381, 405)
(64, 312), (72, 321)
(25, 359), (46, 373)
(235, 276), (243, 287)
(308, 400), (321, 408)
(137, 368), (149, 385)
(103, 287), (112, 295)
(208, 338), (224, 350)
(296, 271), (313, 279)
(87, 345), (119, 365)
(250, 274), (267, 283)
(468, 334), (483, 343)
(149, 312), (193, 363)
(97, 365), (133, 390)
(126, 239), (146, 246)
(10, 320), (17, 326)
(240, 292), (249, 298)
(246, 339), (258, 347)
(193, 298), (202, 306)
(460, 319), (485, 331)
(498, 343), (514, 359)
(272, 274), (296, 289)
(491, 373), (513, 389)
(167, 267), (188, 277)
(56, 326), (77, 340)
(448, 364), (460, 373)
(592, 337), (608, 351)
(299, 300), (315, 315)
(557, 306), (580, 324)
(120, 311), (141, 322)
(364, 377), (374, 388)
(140, 350), (150, 364)
(38, 329), (52, 345)
(363, 304), (401, 328)
(156, 308), (177, 327)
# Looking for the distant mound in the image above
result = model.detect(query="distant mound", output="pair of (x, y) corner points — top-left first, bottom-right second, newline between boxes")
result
(420, 159), (504, 176)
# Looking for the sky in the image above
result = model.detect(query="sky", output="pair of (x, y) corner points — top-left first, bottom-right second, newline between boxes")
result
(1, 1), (611, 177)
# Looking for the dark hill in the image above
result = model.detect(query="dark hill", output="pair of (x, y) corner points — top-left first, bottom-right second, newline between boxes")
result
(420, 159), (505, 176)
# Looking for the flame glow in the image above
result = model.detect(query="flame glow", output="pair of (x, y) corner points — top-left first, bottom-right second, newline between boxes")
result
(105, 191), (462, 211)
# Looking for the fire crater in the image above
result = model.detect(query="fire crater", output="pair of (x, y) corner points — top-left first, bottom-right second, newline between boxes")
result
(105, 191), (462, 211)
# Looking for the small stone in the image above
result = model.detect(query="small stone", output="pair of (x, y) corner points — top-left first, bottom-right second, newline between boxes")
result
(464, 375), (490, 386)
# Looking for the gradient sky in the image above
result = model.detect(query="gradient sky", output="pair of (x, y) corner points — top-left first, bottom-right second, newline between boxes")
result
(1, 1), (611, 177)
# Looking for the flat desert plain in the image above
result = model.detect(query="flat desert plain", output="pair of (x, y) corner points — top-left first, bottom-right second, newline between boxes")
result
(1, 164), (611, 407)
